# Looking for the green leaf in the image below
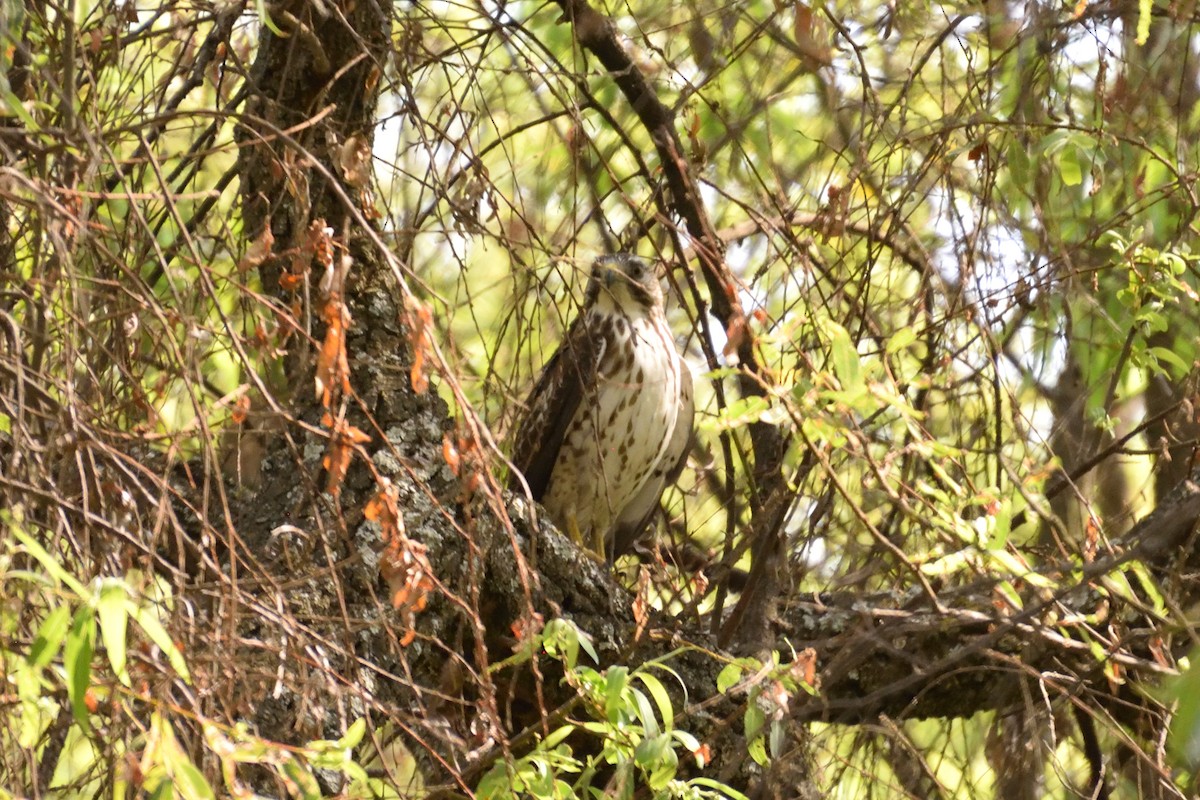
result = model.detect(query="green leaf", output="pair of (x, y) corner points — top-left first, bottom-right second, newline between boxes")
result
(97, 579), (130, 686)
(886, 326), (918, 355)
(1007, 136), (1031, 185)
(476, 763), (508, 799)
(575, 629), (599, 665)
(985, 499), (1013, 550)
(256, 0), (287, 36)
(1058, 144), (1082, 186)
(634, 732), (670, 766)
(708, 395), (771, 432)
(63, 605), (95, 728)
(605, 667), (629, 725)
(15, 661), (51, 747)
(690, 777), (753, 800)
(1, 88), (40, 131)
(748, 734), (769, 767)
(671, 729), (701, 753)
(1168, 649), (1200, 768)
(716, 663), (742, 694)
(173, 758), (216, 800)
(634, 671), (674, 730)
(744, 702), (765, 741)
(339, 717), (367, 750)
(543, 618), (580, 670)
(994, 580), (1023, 611)
(9, 522), (89, 597)
(128, 599), (191, 684)
(342, 760), (370, 786)
(29, 604), (72, 668)
(541, 725), (576, 751)
(278, 756), (322, 800)
(146, 779), (175, 800)
(768, 720), (786, 759)
(826, 321), (863, 394)
(1148, 346), (1190, 379)
(631, 688), (660, 738)
(1127, 562), (1167, 617)
(609, 761), (635, 800)
(639, 735), (677, 790)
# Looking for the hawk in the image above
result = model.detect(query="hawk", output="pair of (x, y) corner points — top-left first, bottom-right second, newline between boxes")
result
(509, 254), (694, 561)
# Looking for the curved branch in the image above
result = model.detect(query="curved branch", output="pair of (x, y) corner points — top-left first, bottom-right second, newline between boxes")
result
(548, 0), (792, 649)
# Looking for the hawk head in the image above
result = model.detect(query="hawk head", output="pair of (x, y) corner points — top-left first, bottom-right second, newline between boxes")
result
(585, 254), (663, 318)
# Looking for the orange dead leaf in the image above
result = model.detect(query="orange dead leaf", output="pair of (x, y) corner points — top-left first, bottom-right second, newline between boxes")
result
(315, 297), (352, 407)
(339, 135), (372, 188)
(792, 2), (832, 69)
(238, 225), (275, 272)
(364, 483), (397, 524)
(1149, 635), (1169, 668)
(442, 435), (461, 476)
(820, 184), (849, 241)
(364, 65), (381, 96)
(1106, 660), (1123, 694)
(124, 751), (144, 786)
(323, 440), (353, 496)
(375, 483), (435, 647)
(692, 742), (712, 767)
(411, 347), (428, 394)
(311, 220), (334, 271)
(322, 415), (370, 497)
(1084, 514), (1101, 562)
(449, 431), (483, 500)
(792, 647), (818, 688)
(723, 315), (748, 364)
(99, 480), (134, 511)
(231, 394), (251, 424)
(407, 297), (434, 394)
(511, 611), (544, 644)
(279, 272), (304, 292)
(764, 679), (789, 718)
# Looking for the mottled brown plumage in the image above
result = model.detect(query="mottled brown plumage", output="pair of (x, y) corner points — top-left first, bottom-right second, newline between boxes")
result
(509, 254), (693, 560)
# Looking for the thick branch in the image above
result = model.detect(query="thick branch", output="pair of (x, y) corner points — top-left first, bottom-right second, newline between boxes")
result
(490, 465), (1200, 750)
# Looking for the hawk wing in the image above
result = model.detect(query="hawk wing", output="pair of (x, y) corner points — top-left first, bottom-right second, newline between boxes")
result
(508, 314), (604, 501)
(609, 361), (695, 559)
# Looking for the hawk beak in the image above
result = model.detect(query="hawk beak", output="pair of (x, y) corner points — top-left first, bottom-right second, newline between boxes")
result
(601, 264), (619, 288)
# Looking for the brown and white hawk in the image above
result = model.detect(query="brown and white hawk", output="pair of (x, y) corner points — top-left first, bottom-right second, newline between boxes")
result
(509, 254), (694, 561)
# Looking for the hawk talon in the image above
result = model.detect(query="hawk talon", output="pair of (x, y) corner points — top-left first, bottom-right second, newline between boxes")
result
(590, 525), (607, 563)
(564, 514), (605, 563)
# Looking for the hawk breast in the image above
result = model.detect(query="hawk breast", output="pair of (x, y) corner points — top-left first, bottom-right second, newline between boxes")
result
(536, 308), (684, 556)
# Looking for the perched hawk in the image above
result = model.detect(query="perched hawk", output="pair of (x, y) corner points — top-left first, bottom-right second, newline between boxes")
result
(509, 254), (694, 561)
